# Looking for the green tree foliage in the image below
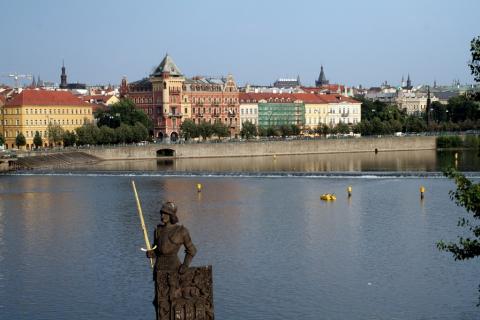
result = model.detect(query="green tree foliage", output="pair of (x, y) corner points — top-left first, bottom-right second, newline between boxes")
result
(115, 123), (134, 144)
(279, 124), (292, 137)
(438, 168), (480, 306)
(290, 124), (301, 136)
(132, 122), (149, 142)
(197, 121), (213, 140)
(15, 132), (26, 148)
(212, 121), (229, 139)
(33, 131), (43, 149)
(240, 121), (257, 139)
(447, 95), (480, 123)
(335, 122), (350, 134)
(63, 130), (77, 147)
(75, 124), (100, 145)
(98, 126), (116, 145)
(404, 116), (427, 133)
(469, 36), (480, 83)
(0, 133), (6, 146)
(315, 123), (330, 136)
(266, 126), (279, 137)
(96, 99), (152, 130)
(47, 123), (65, 146)
(180, 119), (198, 140)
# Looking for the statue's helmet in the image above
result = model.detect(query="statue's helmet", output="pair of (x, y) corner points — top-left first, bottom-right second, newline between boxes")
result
(160, 201), (179, 224)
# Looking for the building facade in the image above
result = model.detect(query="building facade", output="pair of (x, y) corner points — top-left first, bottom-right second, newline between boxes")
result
(121, 55), (240, 140)
(1, 89), (94, 149)
(185, 75), (240, 137)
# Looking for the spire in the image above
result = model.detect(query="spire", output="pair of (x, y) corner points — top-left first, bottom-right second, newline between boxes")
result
(31, 76), (36, 88)
(60, 60), (68, 89)
(316, 65), (329, 87)
(151, 54), (183, 77)
(406, 74), (412, 89)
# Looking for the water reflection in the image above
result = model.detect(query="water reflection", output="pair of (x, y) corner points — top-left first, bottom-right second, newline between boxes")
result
(60, 150), (480, 173)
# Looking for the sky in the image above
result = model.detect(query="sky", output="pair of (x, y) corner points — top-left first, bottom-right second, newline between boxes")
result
(1, 0), (479, 88)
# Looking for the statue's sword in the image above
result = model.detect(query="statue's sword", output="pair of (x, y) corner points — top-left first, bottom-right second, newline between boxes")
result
(131, 181), (156, 268)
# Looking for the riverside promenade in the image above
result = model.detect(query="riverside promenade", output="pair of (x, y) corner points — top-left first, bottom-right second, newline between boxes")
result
(2, 136), (437, 171)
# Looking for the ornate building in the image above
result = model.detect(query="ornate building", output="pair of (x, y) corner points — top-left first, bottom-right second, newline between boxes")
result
(185, 75), (239, 137)
(121, 55), (240, 141)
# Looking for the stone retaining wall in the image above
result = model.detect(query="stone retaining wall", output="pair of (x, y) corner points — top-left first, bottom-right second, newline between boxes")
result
(82, 136), (437, 160)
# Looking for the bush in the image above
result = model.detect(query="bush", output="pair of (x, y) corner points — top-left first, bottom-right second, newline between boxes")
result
(437, 136), (463, 148)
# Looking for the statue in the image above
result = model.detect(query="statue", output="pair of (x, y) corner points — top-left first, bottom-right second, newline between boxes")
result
(146, 201), (214, 320)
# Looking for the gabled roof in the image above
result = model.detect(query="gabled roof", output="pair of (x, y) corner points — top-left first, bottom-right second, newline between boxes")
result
(151, 54), (183, 77)
(5, 89), (93, 107)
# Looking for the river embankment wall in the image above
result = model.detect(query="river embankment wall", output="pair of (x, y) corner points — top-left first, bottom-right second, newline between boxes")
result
(82, 136), (437, 160)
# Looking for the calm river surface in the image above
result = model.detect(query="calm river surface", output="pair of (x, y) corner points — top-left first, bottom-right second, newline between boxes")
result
(0, 150), (479, 319)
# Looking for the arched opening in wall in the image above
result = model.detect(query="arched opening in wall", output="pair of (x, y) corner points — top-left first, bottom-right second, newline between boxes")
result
(157, 132), (164, 142)
(156, 148), (175, 157)
(170, 132), (179, 142)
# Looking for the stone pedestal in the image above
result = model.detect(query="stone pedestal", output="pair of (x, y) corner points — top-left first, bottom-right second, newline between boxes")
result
(155, 266), (214, 320)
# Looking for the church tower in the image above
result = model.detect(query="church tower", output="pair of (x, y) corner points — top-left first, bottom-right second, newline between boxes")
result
(406, 74), (412, 89)
(60, 61), (68, 89)
(315, 65), (329, 87)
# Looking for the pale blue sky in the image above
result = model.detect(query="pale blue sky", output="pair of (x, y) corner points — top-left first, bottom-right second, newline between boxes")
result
(1, 0), (479, 87)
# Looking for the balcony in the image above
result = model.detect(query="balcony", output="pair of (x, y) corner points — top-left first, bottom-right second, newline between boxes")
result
(341, 112), (350, 117)
(168, 112), (183, 118)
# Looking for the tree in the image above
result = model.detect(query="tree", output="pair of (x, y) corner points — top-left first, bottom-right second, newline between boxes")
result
(33, 131), (43, 149)
(290, 124), (301, 136)
(63, 130), (77, 147)
(75, 124), (100, 145)
(197, 121), (213, 140)
(15, 132), (26, 148)
(115, 123), (133, 144)
(279, 124), (292, 137)
(336, 122), (350, 134)
(96, 99), (152, 130)
(47, 123), (65, 146)
(180, 119), (198, 141)
(315, 123), (330, 136)
(212, 121), (229, 139)
(438, 168), (480, 306)
(132, 122), (149, 142)
(0, 133), (5, 146)
(240, 121), (257, 139)
(98, 126), (116, 144)
(469, 36), (480, 82)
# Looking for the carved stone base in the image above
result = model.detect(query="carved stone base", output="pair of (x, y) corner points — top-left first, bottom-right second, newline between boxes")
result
(155, 266), (214, 320)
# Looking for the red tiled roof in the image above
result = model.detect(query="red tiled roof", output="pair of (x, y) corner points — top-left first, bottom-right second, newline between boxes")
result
(292, 93), (325, 103)
(0, 95), (5, 105)
(317, 94), (360, 104)
(5, 89), (92, 107)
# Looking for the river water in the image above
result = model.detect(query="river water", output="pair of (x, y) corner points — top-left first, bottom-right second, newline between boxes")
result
(0, 150), (479, 319)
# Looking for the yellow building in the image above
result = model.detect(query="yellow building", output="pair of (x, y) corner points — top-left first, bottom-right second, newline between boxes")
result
(294, 93), (330, 130)
(1, 89), (94, 149)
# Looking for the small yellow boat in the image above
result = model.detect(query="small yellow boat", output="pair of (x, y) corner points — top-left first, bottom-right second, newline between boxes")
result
(320, 193), (336, 201)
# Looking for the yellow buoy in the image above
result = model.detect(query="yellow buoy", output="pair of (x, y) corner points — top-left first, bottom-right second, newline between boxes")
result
(347, 186), (352, 197)
(196, 183), (202, 193)
(320, 193), (336, 201)
(420, 186), (425, 199)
